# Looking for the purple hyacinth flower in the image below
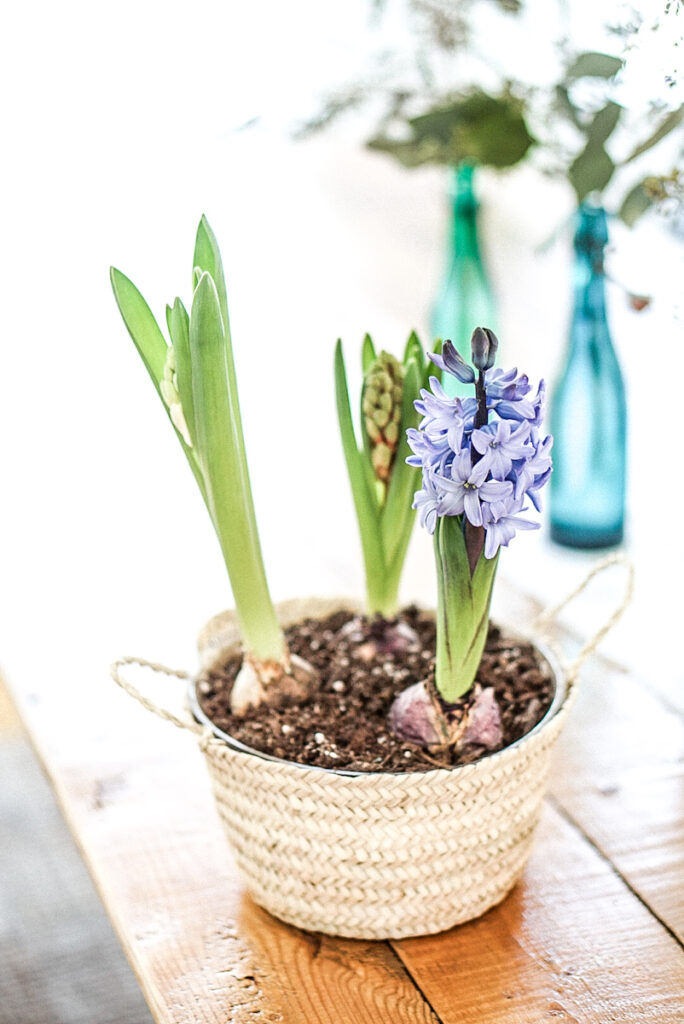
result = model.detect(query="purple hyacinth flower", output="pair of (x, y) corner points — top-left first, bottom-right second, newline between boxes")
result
(437, 450), (513, 527)
(482, 499), (540, 558)
(471, 419), (531, 480)
(430, 340), (476, 383)
(484, 366), (531, 401)
(415, 377), (466, 440)
(513, 431), (553, 510)
(413, 469), (441, 534)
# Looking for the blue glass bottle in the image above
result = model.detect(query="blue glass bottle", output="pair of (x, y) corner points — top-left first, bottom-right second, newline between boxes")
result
(430, 163), (497, 397)
(550, 204), (627, 549)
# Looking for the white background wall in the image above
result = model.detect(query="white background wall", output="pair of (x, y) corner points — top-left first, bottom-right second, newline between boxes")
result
(0, 2), (682, 712)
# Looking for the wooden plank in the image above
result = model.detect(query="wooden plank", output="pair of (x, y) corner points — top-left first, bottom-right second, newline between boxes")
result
(0, 737), (153, 1024)
(496, 577), (684, 942)
(393, 801), (684, 1024)
(0, 676), (21, 736)
(40, 725), (438, 1024)
(548, 652), (684, 941)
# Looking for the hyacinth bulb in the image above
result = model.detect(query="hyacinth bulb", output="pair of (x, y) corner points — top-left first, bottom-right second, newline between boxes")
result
(389, 681), (503, 751)
(362, 352), (405, 501)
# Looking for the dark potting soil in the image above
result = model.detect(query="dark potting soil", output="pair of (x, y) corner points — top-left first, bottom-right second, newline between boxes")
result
(196, 607), (555, 773)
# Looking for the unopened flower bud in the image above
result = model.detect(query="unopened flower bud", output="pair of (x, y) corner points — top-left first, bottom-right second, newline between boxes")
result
(471, 327), (498, 372)
(362, 351), (405, 496)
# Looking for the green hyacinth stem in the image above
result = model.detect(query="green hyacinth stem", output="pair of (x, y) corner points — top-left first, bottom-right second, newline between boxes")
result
(434, 516), (499, 702)
(190, 272), (284, 663)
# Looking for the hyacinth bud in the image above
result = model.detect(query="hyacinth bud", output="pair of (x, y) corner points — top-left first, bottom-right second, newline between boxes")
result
(471, 327), (498, 372)
(362, 352), (405, 497)
(161, 346), (192, 447)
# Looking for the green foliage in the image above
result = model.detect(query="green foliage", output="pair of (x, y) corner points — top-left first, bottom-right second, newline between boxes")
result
(335, 332), (437, 616)
(433, 517), (499, 702)
(565, 52), (624, 81)
(555, 55), (682, 222)
(367, 91), (535, 170)
(111, 217), (285, 663)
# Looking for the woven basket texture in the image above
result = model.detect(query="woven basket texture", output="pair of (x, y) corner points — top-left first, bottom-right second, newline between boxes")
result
(195, 598), (574, 940)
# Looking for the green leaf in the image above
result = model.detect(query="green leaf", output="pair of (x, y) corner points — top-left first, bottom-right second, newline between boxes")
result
(334, 340), (385, 610)
(367, 91), (535, 170)
(361, 333), (376, 374)
(168, 298), (195, 447)
(193, 216), (230, 334)
(587, 103), (622, 146)
(110, 267), (168, 388)
(565, 52), (623, 81)
(624, 105), (684, 164)
(568, 142), (615, 203)
(403, 330), (425, 375)
(382, 358), (421, 564)
(618, 180), (655, 227)
(554, 85), (583, 130)
(190, 272), (283, 661)
(434, 519), (499, 701)
(111, 269), (207, 507)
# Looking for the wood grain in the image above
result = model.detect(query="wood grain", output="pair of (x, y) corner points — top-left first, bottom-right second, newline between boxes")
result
(393, 802), (684, 1024)
(6, 577), (682, 1024)
(43, 729), (437, 1024)
(548, 650), (684, 941)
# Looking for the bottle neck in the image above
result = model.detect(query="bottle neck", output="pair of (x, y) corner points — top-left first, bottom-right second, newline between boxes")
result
(449, 164), (481, 261)
(573, 245), (607, 322)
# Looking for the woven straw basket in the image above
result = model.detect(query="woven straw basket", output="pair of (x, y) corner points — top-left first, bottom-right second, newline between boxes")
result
(112, 557), (633, 940)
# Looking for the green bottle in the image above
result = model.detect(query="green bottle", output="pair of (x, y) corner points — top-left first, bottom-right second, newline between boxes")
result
(430, 163), (497, 397)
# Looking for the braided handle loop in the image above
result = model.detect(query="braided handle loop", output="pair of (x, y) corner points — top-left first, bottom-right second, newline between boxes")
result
(533, 553), (635, 680)
(110, 656), (204, 736)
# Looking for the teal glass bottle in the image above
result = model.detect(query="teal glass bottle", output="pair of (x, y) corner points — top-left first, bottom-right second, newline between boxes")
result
(550, 204), (627, 549)
(430, 163), (497, 397)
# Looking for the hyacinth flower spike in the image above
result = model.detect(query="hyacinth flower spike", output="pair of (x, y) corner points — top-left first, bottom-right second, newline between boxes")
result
(390, 328), (553, 751)
(111, 217), (317, 715)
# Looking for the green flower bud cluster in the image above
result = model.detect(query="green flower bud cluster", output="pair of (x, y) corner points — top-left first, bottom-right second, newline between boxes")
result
(160, 346), (192, 447)
(362, 352), (405, 498)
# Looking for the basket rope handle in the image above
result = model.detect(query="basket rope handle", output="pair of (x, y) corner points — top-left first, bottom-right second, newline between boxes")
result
(110, 656), (206, 738)
(533, 553), (635, 679)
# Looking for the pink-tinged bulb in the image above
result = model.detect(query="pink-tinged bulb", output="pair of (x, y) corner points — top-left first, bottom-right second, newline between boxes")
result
(388, 681), (446, 746)
(461, 687), (502, 750)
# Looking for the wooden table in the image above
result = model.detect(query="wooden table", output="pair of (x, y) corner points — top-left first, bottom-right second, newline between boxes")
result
(11, 581), (683, 1024)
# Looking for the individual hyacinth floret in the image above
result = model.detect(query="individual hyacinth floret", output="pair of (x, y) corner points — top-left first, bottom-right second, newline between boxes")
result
(407, 334), (552, 558)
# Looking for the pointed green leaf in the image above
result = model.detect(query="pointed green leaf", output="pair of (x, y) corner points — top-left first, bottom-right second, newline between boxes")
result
(568, 142), (615, 203)
(361, 333), (376, 373)
(434, 519), (498, 701)
(193, 216), (230, 334)
(565, 52), (623, 81)
(403, 330), (425, 374)
(618, 180), (655, 227)
(554, 85), (583, 130)
(382, 358), (421, 563)
(587, 103), (622, 146)
(190, 272), (283, 661)
(624, 105), (684, 164)
(168, 298), (195, 447)
(110, 267), (168, 388)
(111, 270), (207, 507)
(334, 340), (385, 607)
